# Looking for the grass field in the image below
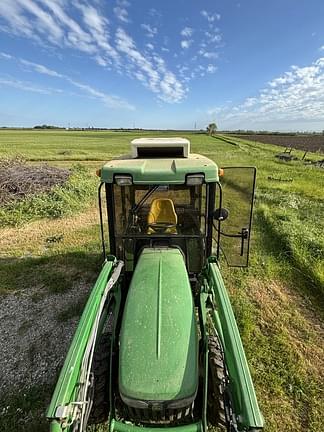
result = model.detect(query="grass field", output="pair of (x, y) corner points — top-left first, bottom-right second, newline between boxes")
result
(0, 129), (323, 432)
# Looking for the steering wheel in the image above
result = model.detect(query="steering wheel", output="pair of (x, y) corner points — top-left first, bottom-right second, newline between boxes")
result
(148, 222), (177, 232)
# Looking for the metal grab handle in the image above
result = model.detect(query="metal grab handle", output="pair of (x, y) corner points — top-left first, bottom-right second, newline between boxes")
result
(240, 228), (249, 256)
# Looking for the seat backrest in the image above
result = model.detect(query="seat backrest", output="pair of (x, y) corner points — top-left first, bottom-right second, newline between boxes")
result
(147, 198), (178, 225)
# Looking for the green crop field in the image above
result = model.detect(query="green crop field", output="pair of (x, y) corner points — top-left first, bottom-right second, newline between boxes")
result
(0, 129), (323, 432)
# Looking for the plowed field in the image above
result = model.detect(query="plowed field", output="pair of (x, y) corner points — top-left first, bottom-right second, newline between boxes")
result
(230, 133), (324, 153)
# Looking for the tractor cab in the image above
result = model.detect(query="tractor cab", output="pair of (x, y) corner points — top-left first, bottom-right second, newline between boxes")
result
(98, 137), (256, 274)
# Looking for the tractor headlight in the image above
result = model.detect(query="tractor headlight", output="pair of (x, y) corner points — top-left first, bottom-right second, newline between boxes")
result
(186, 174), (204, 185)
(115, 175), (133, 186)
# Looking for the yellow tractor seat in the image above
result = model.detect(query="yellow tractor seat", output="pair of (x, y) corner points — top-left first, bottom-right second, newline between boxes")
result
(147, 198), (178, 234)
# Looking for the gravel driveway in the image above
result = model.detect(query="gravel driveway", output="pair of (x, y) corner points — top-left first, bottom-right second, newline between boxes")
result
(0, 282), (90, 398)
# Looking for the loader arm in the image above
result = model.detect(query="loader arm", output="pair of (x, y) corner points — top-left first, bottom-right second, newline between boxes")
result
(204, 258), (264, 430)
(47, 257), (122, 432)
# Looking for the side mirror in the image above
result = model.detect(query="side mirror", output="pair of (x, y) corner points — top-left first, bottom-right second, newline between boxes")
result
(213, 208), (229, 221)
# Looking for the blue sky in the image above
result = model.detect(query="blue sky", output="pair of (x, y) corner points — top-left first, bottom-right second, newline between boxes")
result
(0, 0), (323, 131)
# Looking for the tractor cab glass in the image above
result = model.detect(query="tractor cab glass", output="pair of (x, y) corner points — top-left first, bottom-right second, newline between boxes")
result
(213, 167), (256, 267)
(111, 183), (207, 272)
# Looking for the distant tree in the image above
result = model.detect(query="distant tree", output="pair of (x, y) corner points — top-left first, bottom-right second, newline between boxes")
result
(206, 122), (217, 136)
(33, 124), (61, 129)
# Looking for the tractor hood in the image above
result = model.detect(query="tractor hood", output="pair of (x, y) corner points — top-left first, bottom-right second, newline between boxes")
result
(119, 248), (198, 407)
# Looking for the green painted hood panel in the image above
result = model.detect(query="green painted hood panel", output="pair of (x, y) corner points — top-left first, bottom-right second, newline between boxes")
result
(101, 154), (218, 184)
(119, 248), (198, 403)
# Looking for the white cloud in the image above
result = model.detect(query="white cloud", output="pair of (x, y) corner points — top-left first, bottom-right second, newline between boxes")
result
(1, 0), (97, 53)
(205, 31), (222, 44)
(181, 27), (193, 37)
(243, 97), (258, 107)
(16, 0), (64, 44)
(0, 1), (187, 104)
(1, 52), (134, 110)
(95, 55), (109, 67)
(199, 49), (218, 59)
(115, 28), (185, 102)
(0, 0), (118, 58)
(320, 45), (324, 51)
(113, 7), (129, 23)
(117, 0), (130, 6)
(210, 57), (324, 129)
(181, 40), (193, 49)
(207, 64), (217, 73)
(0, 0), (40, 41)
(0, 52), (12, 59)
(51, 9), (91, 52)
(0, 2), (117, 75)
(20, 59), (63, 77)
(201, 10), (221, 22)
(113, 0), (130, 23)
(148, 8), (161, 18)
(66, 77), (135, 110)
(141, 23), (157, 38)
(74, 2), (119, 61)
(0, 77), (56, 94)
(116, 28), (160, 91)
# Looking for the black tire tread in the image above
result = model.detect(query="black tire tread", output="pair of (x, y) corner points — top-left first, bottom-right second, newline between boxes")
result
(207, 335), (227, 429)
(88, 333), (111, 425)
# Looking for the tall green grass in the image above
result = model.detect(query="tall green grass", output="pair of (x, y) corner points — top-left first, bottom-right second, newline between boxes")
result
(256, 200), (324, 293)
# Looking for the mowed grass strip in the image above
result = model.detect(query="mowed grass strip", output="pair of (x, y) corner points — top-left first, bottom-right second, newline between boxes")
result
(0, 130), (323, 432)
(0, 213), (103, 295)
(0, 204), (100, 257)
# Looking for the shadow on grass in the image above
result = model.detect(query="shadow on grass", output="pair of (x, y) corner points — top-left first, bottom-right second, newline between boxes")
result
(212, 134), (239, 146)
(0, 251), (103, 296)
(0, 383), (54, 432)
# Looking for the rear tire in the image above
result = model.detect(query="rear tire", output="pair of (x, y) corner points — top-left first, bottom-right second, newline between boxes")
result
(88, 333), (111, 425)
(207, 335), (227, 429)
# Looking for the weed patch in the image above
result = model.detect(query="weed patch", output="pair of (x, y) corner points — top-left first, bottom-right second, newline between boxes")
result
(0, 164), (97, 227)
(0, 157), (70, 205)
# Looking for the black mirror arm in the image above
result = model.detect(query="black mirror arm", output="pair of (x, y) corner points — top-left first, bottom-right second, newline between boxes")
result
(212, 222), (247, 239)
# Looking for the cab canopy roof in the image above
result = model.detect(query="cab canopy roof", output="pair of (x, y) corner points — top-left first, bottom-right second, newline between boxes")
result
(131, 137), (190, 158)
(100, 137), (218, 184)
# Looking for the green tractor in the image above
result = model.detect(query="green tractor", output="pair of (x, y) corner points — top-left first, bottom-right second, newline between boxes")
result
(47, 138), (264, 432)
